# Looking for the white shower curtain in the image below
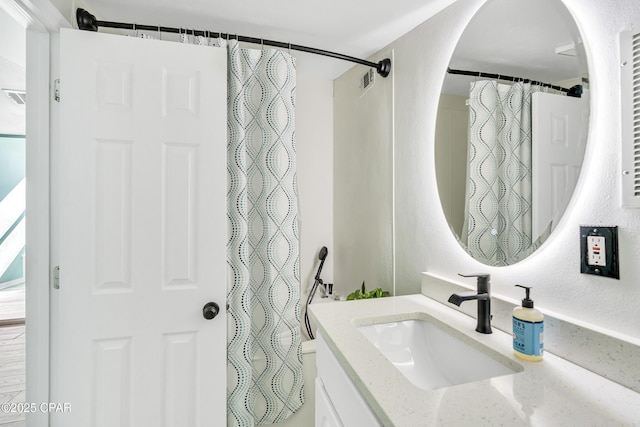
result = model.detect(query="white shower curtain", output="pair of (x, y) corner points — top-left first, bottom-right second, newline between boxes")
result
(224, 40), (303, 427)
(462, 80), (539, 265)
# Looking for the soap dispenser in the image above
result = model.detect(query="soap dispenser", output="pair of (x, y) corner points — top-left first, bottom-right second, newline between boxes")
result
(512, 285), (544, 361)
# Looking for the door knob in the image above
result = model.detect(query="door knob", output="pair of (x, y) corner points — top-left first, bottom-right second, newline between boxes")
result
(203, 302), (220, 320)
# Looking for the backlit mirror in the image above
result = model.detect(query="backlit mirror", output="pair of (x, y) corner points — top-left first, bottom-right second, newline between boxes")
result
(435, 0), (589, 266)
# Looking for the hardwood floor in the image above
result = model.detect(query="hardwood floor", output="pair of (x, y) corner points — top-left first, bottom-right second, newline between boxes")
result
(0, 325), (25, 426)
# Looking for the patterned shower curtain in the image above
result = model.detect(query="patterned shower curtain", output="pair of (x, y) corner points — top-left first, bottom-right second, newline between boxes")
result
(462, 80), (540, 265)
(181, 35), (302, 427)
(224, 40), (303, 427)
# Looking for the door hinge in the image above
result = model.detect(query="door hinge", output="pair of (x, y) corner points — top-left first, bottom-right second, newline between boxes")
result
(52, 265), (60, 289)
(53, 79), (60, 102)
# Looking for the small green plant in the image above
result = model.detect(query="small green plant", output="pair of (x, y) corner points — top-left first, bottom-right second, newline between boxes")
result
(346, 281), (389, 300)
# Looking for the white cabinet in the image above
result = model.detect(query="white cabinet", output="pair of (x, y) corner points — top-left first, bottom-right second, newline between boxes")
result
(315, 378), (343, 427)
(315, 332), (382, 427)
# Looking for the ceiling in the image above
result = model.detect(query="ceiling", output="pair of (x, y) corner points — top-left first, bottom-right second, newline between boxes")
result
(80, 0), (457, 78)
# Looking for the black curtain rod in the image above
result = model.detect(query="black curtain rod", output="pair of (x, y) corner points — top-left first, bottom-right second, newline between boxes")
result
(76, 8), (391, 78)
(447, 67), (570, 93)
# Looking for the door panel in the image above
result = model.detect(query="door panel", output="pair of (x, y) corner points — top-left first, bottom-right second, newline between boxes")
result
(532, 92), (588, 238)
(56, 28), (227, 427)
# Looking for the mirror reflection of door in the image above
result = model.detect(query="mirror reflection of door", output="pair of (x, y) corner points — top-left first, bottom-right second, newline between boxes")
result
(0, 4), (26, 426)
(532, 92), (589, 238)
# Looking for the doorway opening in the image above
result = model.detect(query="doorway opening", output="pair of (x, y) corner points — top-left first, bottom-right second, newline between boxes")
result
(0, 5), (26, 425)
(0, 134), (26, 322)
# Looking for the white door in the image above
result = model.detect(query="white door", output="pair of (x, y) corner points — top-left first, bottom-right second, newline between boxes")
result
(532, 91), (589, 238)
(55, 28), (227, 427)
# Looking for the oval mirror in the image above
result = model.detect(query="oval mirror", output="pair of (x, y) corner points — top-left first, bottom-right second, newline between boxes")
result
(435, 0), (589, 266)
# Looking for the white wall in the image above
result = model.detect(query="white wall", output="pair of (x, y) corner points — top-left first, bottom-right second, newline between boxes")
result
(334, 52), (394, 298)
(0, 8), (25, 67)
(49, 0), (73, 23)
(296, 72), (334, 298)
(435, 93), (467, 237)
(334, 0), (640, 340)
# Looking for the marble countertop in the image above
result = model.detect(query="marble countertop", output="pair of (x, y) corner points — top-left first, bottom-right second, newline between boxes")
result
(309, 295), (640, 426)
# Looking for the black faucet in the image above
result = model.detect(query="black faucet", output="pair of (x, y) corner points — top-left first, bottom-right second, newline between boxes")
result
(448, 273), (492, 334)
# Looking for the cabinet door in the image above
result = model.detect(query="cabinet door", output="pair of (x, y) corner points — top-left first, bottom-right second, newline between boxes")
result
(316, 333), (382, 427)
(315, 378), (343, 427)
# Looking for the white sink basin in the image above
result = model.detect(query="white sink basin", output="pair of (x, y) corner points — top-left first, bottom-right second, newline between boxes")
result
(357, 318), (522, 390)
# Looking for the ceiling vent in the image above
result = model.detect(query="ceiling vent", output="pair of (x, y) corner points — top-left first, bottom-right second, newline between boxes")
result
(620, 28), (640, 207)
(555, 42), (578, 57)
(2, 89), (26, 105)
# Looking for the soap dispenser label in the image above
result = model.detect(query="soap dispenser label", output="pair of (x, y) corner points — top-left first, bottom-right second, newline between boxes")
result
(513, 318), (544, 356)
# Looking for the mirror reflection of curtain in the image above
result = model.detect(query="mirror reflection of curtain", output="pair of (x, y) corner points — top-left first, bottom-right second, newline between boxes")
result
(461, 80), (556, 265)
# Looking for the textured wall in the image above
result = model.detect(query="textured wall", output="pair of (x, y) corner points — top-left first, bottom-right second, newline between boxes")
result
(335, 0), (640, 340)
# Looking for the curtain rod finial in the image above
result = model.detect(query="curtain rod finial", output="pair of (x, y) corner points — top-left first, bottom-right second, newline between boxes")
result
(377, 58), (391, 78)
(77, 8), (98, 32)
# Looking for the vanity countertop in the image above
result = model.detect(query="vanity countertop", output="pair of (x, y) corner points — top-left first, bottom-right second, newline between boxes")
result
(309, 295), (640, 426)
